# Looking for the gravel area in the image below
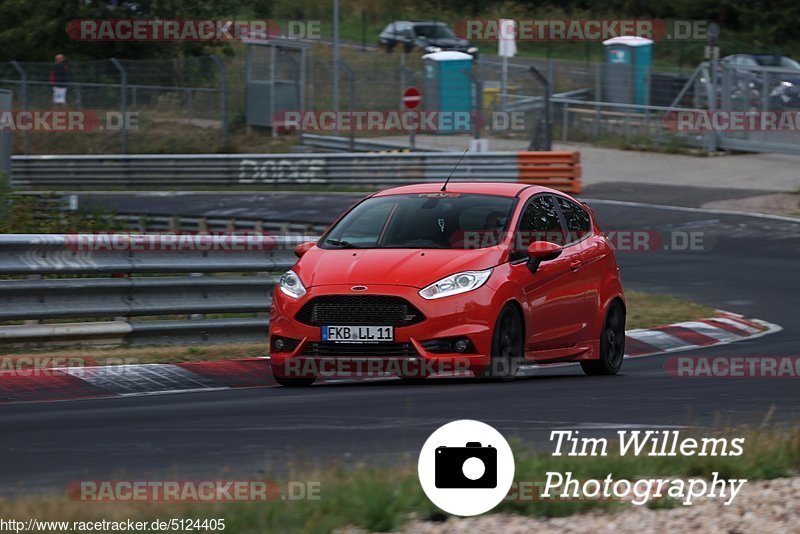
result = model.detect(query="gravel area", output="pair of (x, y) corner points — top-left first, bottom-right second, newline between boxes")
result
(400, 477), (800, 534)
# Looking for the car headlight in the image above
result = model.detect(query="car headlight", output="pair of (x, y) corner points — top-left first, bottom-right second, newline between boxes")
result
(425, 46), (442, 53)
(279, 270), (306, 299)
(467, 47), (478, 53)
(419, 268), (492, 300)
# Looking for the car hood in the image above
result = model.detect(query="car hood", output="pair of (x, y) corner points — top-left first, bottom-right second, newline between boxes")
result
(295, 247), (504, 289)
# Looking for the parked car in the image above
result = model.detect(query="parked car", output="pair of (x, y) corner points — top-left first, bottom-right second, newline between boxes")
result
(698, 53), (800, 109)
(269, 182), (625, 387)
(378, 21), (478, 57)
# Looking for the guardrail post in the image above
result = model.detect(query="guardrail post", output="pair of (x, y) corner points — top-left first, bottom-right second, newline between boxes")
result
(10, 61), (29, 155)
(110, 58), (129, 154)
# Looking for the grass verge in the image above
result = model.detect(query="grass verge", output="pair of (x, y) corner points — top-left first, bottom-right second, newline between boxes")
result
(0, 427), (797, 533)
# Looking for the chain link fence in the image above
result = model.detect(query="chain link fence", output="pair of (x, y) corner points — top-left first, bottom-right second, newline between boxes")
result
(0, 56), (234, 154)
(2, 45), (798, 156)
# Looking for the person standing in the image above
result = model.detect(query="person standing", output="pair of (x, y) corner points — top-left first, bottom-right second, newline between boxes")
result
(50, 54), (69, 105)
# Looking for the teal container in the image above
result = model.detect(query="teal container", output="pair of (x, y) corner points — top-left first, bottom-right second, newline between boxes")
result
(602, 36), (653, 107)
(423, 51), (473, 133)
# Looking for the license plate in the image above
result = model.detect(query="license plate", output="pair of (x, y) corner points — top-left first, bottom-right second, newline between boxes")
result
(322, 325), (394, 343)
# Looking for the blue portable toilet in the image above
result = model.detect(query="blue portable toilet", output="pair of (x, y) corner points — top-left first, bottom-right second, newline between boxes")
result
(423, 51), (473, 133)
(602, 36), (653, 106)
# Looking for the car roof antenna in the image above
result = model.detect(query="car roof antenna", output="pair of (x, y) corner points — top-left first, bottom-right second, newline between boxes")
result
(441, 147), (470, 192)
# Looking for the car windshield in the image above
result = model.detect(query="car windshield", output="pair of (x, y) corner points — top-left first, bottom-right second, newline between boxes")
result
(413, 23), (456, 39)
(755, 55), (800, 69)
(321, 193), (515, 249)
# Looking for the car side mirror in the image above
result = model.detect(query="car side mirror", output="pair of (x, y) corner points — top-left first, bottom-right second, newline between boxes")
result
(294, 241), (315, 258)
(526, 241), (562, 274)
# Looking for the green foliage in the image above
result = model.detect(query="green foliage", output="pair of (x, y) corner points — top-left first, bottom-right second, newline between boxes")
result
(0, 0), (251, 62)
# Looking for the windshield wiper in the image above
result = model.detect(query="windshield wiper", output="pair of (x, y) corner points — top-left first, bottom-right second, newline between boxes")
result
(324, 238), (362, 249)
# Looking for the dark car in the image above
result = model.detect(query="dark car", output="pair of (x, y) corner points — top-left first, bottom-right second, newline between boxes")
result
(378, 21), (478, 57)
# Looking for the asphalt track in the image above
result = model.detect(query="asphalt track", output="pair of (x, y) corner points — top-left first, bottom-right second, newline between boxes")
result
(2, 186), (799, 495)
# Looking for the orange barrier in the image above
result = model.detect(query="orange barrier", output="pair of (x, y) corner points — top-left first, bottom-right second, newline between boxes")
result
(517, 151), (582, 194)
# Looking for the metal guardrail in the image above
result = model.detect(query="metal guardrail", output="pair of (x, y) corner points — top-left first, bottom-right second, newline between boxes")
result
(10, 150), (581, 192)
(0, 234), (318, 346)
(299, 133), (429, 153)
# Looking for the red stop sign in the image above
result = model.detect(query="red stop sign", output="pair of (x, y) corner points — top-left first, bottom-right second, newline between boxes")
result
(402, 86), (421, 109)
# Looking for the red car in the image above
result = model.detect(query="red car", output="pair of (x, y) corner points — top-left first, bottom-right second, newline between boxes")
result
(269, 182), (625, 386)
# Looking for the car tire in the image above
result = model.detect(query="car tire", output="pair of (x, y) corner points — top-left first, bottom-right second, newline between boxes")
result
(481, 304), (524, 380)
(581, 300), (625, 376)
(271, 363), (316, 387)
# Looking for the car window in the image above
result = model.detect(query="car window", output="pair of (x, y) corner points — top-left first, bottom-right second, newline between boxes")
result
(780, 57), (800, 69)
(518, 195), (564, 246)
(322, 193), (515, 249)
(556, 197), (592, 244)
(413, 23), (456, 39)
(329, 200), (395, 247)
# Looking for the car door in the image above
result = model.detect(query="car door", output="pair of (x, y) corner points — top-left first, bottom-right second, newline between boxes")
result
(507, 194), (587, 354)
(555, 195), (604, 331)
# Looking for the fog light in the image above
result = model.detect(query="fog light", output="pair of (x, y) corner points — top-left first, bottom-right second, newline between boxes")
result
(274, 338), (285, 351)
(454, 339), (469, 353)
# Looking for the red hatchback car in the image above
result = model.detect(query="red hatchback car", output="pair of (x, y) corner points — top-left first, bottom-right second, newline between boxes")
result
(269, 182), (625, 386)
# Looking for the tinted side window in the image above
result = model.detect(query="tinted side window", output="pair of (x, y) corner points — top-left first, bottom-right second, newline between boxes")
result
(557, 197), (591, 243)
(519, 195), (564, 246)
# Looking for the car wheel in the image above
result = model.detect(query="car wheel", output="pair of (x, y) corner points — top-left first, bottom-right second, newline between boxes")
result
(271, 363), (316, 387)
(581, 301), (625, 376)
(481, 304), (523, 380)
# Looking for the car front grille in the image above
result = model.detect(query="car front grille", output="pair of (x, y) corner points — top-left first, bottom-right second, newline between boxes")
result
(295, 295), (425, 327)
(300, 342), (418, 358)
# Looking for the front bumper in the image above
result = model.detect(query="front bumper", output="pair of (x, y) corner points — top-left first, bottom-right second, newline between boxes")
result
(269, 283), (496, 375)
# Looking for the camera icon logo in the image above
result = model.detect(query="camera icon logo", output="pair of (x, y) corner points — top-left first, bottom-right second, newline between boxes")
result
(435, 442), (497, 488)
(418, 420), (515, 516)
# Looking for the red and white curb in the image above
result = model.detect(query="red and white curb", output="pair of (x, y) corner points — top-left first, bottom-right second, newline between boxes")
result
(0, 311), (782, 404)
(622, 310), (781, 358)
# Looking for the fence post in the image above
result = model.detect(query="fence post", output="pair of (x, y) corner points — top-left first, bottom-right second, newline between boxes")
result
(10, 61), (29, 155)
(527, 66), (551, 151)
(338, 60), (355, 151)
(0, 90), (11, 215)
(594, 63), (601, 137)
(400, 59), (417, 149)
(211, 56), (228, 147)
(110, 58), (129, 154)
